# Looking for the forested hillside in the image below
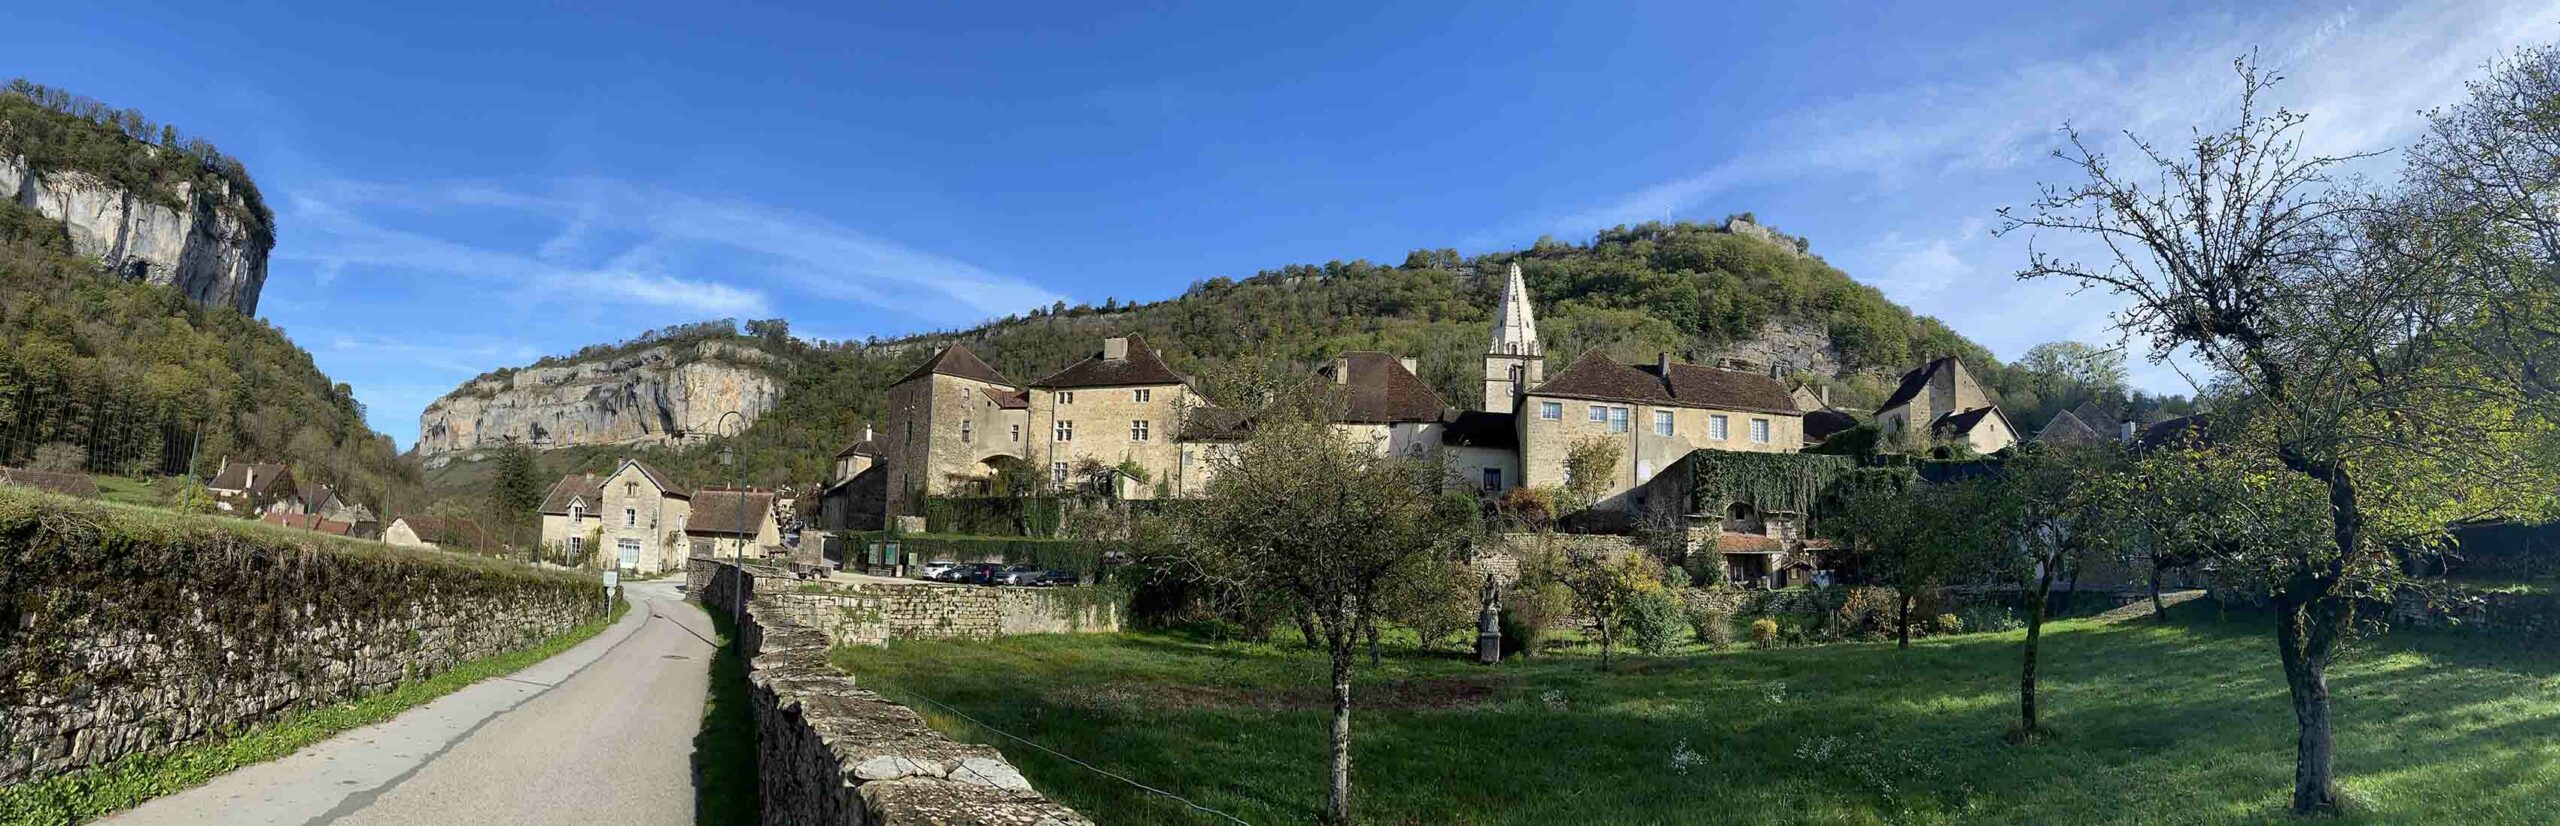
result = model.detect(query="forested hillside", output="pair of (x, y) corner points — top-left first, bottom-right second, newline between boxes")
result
(0, 200), (413, 507)
(453, 217), (2187, 500)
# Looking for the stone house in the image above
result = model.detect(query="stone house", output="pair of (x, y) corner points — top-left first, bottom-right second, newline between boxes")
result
(1514, 351), (1804, 510)
(817, 432), (886, 561)
(686, 487), (783, 560)
(2034, 408), (2107, 446)
(1316, 351), (1450, 458)
(383, 515), (489, 553)
(1026, 336), (1195, 497)
(881, 345), (1033, 516)
(1440, 411), (1520, 494)
(1872, 357), (2017, 455)
(539, 459), (692, 576)
(263, 483), (379, 538)
(206, 460), (294, 512)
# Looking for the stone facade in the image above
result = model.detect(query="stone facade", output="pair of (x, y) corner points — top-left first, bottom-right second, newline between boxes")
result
(416, 341), (783, 468)
(1, 496), (601, 787)
(883, 347), (1032, 517)
(1518, 390), (1803, 510)
(1872, 356), (2016, 454)
(1026, 345), (1193, 498)
(540, 459), (693, 576)
(690, 559), (1092, 825)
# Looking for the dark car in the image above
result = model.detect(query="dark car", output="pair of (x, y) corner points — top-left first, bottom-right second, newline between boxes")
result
(948, 563), (1004, 585)
(1029, 569), (1080, 587)
(991, 564), (1044, 586)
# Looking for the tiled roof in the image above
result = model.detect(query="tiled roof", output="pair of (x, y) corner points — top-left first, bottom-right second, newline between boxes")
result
(538, 472), (604, 516)
(1530, 351), (1797, 414)
(2035, 410), (2104, 445)
(1031, 336), (1187, 389)
(983, 387), (1031, 410)
(1317, 352), (1448, 424)
(209, 461), (292, 495)
(1877, 357), (1954, 415)
(898, 344), (1015, 387)
(1803, 408), (1861, 442)
(834, 439), (881, 458)
(0, 467), (97, 498)
(687, 488), (778, 538)
(2139, 414), (2211, 451)
(262, 512), (353, 536)
(1178, 407), (1254, 442)
(1716, 533), (1784, 553)
(1440, 410), (1518, 449)
(626, 461), (688, 498)
(1934, 406), (2007, 438)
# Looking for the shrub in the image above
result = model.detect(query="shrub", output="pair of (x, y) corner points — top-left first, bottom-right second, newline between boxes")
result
(1751, 617), (1780, 649)
(1933, 613), (1964, 635)
(1500, 582), (1572, 657)
(1685, 598), (1735, 649)
(1624, 589), (1687, 655)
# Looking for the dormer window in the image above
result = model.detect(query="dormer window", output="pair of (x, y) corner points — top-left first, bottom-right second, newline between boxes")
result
(570, 503), (583, 521)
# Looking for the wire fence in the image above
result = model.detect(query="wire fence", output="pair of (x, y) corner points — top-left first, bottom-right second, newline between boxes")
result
(864, 679), (1253, 825)
(0, 385), (203, 477)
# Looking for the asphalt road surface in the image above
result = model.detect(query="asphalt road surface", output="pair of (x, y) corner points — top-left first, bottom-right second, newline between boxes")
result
(104, 577), (719, 826)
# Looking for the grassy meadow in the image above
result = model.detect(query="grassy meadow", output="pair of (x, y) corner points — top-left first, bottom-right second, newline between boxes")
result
(833, 603), (2560, 825)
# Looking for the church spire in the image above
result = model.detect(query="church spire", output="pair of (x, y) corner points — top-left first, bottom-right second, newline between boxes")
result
(1490, 262), (1541, 357)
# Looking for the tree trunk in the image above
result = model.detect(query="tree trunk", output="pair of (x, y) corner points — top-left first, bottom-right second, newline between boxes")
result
(2059, 563), (2081, 618)
(2148, 562), (2167, 623)
(1323, 598), (1356, 826)
(1896, 591), (1912, 650)
(1597, 616), (1615, 669)
(2275, 597), (2347, 814)
(1364, 612), (1381, 667)
(1297, 609), (1322, 651)
(2020, 555), (2057, 741)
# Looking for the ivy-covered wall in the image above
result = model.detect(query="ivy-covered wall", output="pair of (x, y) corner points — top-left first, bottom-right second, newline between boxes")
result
(0, 490), (601, 786)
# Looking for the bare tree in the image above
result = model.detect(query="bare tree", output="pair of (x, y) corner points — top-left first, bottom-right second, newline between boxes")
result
(1999, 57), (2557, 813)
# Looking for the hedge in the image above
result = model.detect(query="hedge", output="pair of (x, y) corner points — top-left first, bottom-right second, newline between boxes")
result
(923, 496), (1067, 536)
(846, 531), (1101, 578)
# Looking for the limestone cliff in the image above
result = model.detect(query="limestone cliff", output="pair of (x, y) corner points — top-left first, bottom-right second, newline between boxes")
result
(416, 341), (785, 467)
(0, 154), (270, 315)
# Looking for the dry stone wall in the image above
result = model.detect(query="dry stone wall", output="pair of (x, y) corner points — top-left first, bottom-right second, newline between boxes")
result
(692, 559), (1091, 825)
(0, 492), (601, 787)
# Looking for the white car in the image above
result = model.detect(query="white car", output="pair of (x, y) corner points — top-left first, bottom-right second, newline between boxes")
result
(917, 560), (962, 580)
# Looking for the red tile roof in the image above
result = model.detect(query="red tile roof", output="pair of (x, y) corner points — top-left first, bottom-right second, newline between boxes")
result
(687, 488), (778, 538)
(262, 512), (353, 536)
(1716, 533), (1783, 553)
(1030, 336), (1187, 389)
(1317, 352), (1448, 424)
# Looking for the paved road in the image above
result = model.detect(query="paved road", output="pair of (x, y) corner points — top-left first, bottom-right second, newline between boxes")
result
(106, 578), (719, 826)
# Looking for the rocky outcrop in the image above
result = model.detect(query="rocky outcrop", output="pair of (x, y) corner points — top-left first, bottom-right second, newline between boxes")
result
(0, 154), (270, 315)
(1708, 319), (1845, 379)
(417, 341), (785, 466)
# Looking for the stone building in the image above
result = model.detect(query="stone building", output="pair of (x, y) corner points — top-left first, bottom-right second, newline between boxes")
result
(206, 460), (294, 513)
(2033, 408), (2107, 446)
(1025, 336), (1195, 497)
(1317, 351), (1449, 457)
(1872, 356), (2017, 454)
(263, 483), (379, 538)
(881, 345), (1033, 516)
(687, 487), (783, 559)
(382, 515), (489, 553)
(817, 431), (886, 561)
(539, 459), (692, 575)
(1481, 263), (1545, 415)
(1515, 351), (1804, 510)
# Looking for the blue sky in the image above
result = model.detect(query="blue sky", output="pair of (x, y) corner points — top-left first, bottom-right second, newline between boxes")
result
(9, 1), (2555, 449)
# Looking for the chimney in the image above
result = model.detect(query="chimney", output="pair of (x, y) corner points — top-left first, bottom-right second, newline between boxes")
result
(1397, 356), (1418, 375)
(2120, 420), (2137, 443)
(1820, 386), (1831, 406)
(1657, 352), (1673, 376)
(245, 467), (256, 490)
(863, 425), (873, 443)
(1332, 357), (1352, 384)
(1103, 337), (1130, 360)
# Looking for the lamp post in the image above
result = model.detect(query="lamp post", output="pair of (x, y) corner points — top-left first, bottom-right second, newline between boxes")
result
(717, 410), (748, 621)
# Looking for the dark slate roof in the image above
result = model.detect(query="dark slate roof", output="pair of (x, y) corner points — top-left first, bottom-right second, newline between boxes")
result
(898, 344), (1015, 387)
(1030, 336), (1187, 389)
(1530, 351), (1798, 414)
(1317, 352), (1448, 424)
(296, 484), (339, 511)
(1877, 357), (1956, 415)
(2138, 414), (2211, 451)
(1441, 410), (1518, 449)
(1933, 406), (2008, 437)
(2069, 400), (2119, 430)
(262, 512), (353, 536)
(1178, 407), (1255, 442)
(983, 387), (1031, 409)
(833, 439), (881, 459)
(1802, 408), (1861, 442)
(0, 467), (97, 497)
(687, 488), (778, 537)
(538, 472), (604, 516)
(209, 461), (292, 495)
(2036, 410), (2104, 444)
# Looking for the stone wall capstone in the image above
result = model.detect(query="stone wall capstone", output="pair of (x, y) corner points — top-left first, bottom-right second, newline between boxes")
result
(692, 558), (1091, 825)
(0, 492), (602, 787)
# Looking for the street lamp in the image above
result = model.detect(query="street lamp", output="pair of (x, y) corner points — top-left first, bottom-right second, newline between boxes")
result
(717, 410), (748, 621)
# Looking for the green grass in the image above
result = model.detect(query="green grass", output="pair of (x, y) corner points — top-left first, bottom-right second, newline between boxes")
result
(692, 601), (759, 826)
(85, 476), (167, 509)
(0, 596), (630, 826)
(832, 603), (2560, 825)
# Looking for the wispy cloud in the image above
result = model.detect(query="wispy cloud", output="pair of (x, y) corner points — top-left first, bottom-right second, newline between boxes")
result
(280, 177), (1059, 326)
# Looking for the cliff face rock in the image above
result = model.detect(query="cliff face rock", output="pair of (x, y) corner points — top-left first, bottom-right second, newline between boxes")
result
(0, 154), (271, 315)
(417, 341), (785, 467)
(1709, 319), (1845, 378)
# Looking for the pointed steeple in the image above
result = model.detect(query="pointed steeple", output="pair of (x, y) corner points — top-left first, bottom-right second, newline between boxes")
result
(1490, 262), (1542, 357)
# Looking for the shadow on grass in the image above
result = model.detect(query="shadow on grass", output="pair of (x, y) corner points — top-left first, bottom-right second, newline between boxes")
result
(693, 605), (758, 826)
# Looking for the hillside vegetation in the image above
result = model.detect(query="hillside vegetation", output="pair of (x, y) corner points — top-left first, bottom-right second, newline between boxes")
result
(439, 218), (2185, 499)
(0, 79), (274, 245)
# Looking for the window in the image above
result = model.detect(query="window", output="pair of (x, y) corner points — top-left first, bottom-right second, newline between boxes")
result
(1050, 462), (1069, 484)
(1058, 391), (1075, 405)
(1010, 424), (1021, 443)
(960, 419), (973, 443)
(1539, 401), (1562, 420)
(1132, 420), (1152, 441)
(1751, 418), (1771, 443)
(569, 503), (583, 522)
(1653, 409), (1674, 437)
(904, 421), (915, 444)
(1482, 467), (1503, 491)
(1133, 388), (1152, 403)
(1608, 407), (1630, 433)
(566, 536), (583, 556)
(1710, 415), (1729, 440)
(624, 508), (636, 528)
(1055, 420), (1074, 442)
(1588, 405), (1608, 423)
(625, 482), (637, 496)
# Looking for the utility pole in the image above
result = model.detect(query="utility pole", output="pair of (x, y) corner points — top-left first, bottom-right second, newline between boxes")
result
(717, 410), (748, 622)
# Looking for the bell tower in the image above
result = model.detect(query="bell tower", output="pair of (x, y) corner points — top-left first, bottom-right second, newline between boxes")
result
(1482, 262), (1545, 413)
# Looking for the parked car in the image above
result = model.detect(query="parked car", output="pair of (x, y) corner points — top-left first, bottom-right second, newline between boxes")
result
(944, 563), (1004, 585)
(1029, 569), (1080, 587)
(991, 564), (1044, 586)
(917, 560), (962, 580)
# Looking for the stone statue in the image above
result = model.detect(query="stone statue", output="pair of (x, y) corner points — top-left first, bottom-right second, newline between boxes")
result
(1475, 573), (1504, 665)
